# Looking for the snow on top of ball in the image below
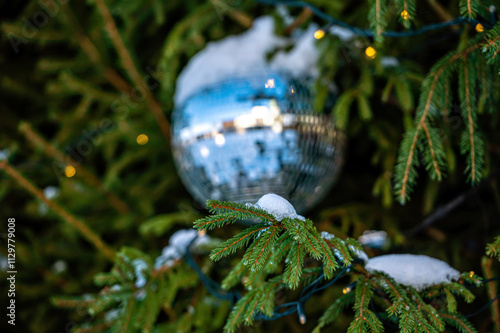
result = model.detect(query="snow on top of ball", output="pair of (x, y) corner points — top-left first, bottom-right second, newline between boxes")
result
(365, 254), (460, 291)
(174, 16), (320, 105)
(254, 193), (305, 222)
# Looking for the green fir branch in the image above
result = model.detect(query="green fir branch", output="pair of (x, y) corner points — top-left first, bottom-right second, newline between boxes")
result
(458, 0), (479, 19)
(393, 34), (498, 203)
(486, 235), (500, 259)
(369, 0), (388, 42)
(348, 276), (383, 333)
(458, 55), (484, 184)
(210, 224), (269, 261)
(283, 243), (306, 289)
(483, 23), (500, 65)
(439, 313), (477, 333)
(314, 292), (356, 332)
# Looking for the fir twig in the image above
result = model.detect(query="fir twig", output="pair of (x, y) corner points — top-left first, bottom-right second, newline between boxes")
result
(18, 122), (130, 214)
(284, 7), (313, 34)
(459, 56), (481, 184)
(59, 4), (133, 96)
(395, 35), (500, 203)
(425, 0), (455, 22)
(93, 0), (171, 144)
(439, 313), (477, 333)
(210, 0), (253, 28)
(0, 160), (116, 261)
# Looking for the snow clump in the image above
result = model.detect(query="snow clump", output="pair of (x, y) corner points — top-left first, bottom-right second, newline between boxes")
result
(154, 229), (210, 269)
(365, 254), (460, 291)
(132, 259), (148, 288)
(253, 193), (305, 221)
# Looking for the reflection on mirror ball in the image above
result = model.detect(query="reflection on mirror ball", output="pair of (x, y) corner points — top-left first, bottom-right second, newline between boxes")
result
(171, 72), (345, 213)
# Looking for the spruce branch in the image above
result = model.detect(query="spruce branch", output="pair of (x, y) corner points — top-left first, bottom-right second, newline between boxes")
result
(0, 160), (116, 261)
(439, 313), (477, 333)
(369, 0), (388, 42)
(314, 292), (356, 332)
(249, 226), (280, 270)
(59, 3), (134, 96)
(394, 34), (500, 203)
(459, 56), (483, 184)
(421, 123), (445, 180)
(395, 0), (417, 29)
(158, 3), (216, 107)
(284, 7), (313, 34)
(93, 0), (171, 144)
(206, 200), (278, 224)
(284, 243), (307, 289)
(407, 287), (444, 330)
(224, 280), (281, 332)
(210, 225), (270, 261)
(425, 0), (455, 22)
(348, 276), (383, 333)
(18, 122), (131, 214)
(486, 235), (500, 259)
(459, 0), (479, 19)
(210, 0), (254, 28)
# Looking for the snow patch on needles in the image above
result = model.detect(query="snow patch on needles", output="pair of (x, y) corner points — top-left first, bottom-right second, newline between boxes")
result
(349, 245), (369, 263)
(154, 229), (211, 269)
(253, 193), (305, 222)
(321, 231), (369, 263)
(321, 231), (335, 240)
(175, 16), (320, 105)
(365, 254), (460, 291)
(380, 56), (399, 67)
(132, 259), (148, 288)
(328, 26), (355, 41)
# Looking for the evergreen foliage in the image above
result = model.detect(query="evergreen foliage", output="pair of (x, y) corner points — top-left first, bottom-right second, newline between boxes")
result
(65, 198), (487, 332)
(1, 0), (500, 332)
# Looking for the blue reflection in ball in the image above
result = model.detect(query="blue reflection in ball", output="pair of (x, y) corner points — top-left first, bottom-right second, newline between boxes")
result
(171, 72), (345, 213)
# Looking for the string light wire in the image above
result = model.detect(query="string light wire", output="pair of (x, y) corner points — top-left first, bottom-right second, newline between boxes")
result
(255, 0), (495, 38)
(183, 239), (499, 325)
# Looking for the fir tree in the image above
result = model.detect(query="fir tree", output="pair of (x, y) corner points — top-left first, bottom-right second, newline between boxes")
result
(1, 0), (499, 332)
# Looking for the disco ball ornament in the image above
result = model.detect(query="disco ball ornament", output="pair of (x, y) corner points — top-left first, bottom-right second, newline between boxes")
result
(171, 71), (345, 213)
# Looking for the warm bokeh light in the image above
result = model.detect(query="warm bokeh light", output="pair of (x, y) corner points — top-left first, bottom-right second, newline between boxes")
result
(342, 286), (351, 294)
(365, 46), (376, 59)
(475, 23), (484, 32)
(65, 166), (76, 178)
(314, 29), (325, 39)
(469, 271), (474, 277)
(400, 10), (410, 20)
(136, 134), (149, 145)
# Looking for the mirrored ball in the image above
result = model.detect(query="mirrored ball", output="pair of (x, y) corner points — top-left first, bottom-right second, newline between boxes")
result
(171, 72), (345, 213)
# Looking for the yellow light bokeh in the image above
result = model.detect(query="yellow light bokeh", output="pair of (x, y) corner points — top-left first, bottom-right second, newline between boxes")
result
(469, 271), (474, 278)
(365, 46), (376, 59)
(342, 287), (351, 294)
(314, 29), (325, 40)
(475, 23), (484, 32)
(136, 134), (149, 145)
(65, 165), (76, 178)
(401, 10), (410, 20)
